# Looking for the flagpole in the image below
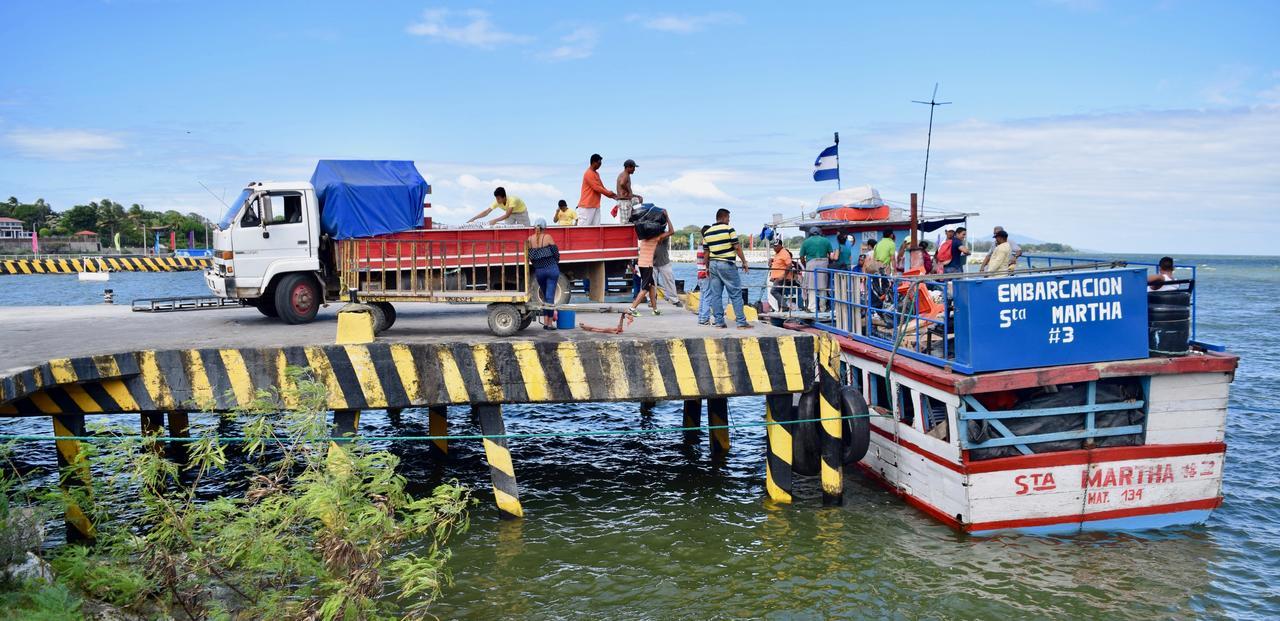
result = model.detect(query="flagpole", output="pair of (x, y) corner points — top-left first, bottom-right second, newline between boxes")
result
(834, 131), (841, 190)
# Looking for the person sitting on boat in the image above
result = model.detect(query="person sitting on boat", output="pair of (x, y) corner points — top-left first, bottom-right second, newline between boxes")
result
(553, 200), (578, 226)
(469, 187), (530, 226)
(1147, 256), (1180, 291)
(527, 219), (561, 329)
(918, 240), (935, 274)
(983, 230), (1015, 274)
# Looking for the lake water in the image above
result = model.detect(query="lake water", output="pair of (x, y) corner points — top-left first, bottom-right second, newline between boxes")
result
(0, 255), (1276, 619)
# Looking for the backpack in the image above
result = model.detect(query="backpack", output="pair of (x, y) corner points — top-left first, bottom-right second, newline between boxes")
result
(936, 238), (953, 264)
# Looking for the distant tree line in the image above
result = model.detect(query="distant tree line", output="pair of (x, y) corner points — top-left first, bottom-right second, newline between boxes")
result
(968, 240), (1075, 253)
(1, 197), (212, 246)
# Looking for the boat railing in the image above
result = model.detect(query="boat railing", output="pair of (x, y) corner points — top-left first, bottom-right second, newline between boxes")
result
(796, 259), (1173, 374)
(1020, 254), (1203, 345)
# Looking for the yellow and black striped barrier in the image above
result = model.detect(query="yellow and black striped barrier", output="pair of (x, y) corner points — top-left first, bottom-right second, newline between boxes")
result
(764, 393), (795, 504)
(816, 335), (845, 506)
(0, 256), (211, 275)
(476, 404), (523, 519)
(0, 336), (817, 415)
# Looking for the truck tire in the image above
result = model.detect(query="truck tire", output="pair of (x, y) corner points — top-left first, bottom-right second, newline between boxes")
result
(367, 303), (387, 334)
(253, 296), (278, 318)
(555, 273), (572, 305)
(487, 303), (522, 337)
(518, 311), (535, 331)
(371, 302), (396, 331)
(274, 273), (320, 325)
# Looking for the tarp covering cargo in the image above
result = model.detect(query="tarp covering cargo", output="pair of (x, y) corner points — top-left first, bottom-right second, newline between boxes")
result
(311, 160), (429, 239)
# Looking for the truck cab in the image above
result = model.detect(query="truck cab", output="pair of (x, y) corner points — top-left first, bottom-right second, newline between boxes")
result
(207, 181), (326, 323)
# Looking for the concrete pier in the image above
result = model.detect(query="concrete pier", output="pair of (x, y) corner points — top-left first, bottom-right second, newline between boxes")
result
(0, 303), (838, 520)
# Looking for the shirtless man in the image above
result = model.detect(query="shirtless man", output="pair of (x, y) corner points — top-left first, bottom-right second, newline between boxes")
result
(615, 159), (642, 223)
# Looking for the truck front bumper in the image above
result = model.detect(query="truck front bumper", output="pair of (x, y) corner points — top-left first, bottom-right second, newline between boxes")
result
(205, 270), (232, 297)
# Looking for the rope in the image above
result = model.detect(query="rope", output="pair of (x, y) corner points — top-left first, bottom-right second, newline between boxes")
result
(0, 411), (887, 444)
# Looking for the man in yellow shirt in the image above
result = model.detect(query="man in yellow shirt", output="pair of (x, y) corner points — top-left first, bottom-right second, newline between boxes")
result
(468, 187), (530, 226)
(983, 230), (1014, 274)
(553, 200), (578, 226)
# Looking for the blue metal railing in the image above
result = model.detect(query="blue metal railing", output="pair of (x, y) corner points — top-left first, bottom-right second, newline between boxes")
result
(806, 268), (955, 369)
(958, 380), (1147, 455)
(1020, 254), (1204, 346)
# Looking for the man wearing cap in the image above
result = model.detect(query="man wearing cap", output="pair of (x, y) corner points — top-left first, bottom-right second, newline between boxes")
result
(615, 159), (643, 223)
(578, 154), (617, 226)
(981, 226), (1021, 270)
(468, 187), (529, 226)
(983, 230), (1015, 274)
(799, 227), (836, 312)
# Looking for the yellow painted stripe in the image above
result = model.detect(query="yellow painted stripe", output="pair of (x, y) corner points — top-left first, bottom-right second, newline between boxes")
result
(304, 347), (348, 410)
(276, 351), (298, 410)
(666, 339), (700, 397)
(429, 408), (448, 454)
(144, 257), (163, 271)
(777, 336), (804, 392)
(3, 260), (15, 273)
(471, 345), (504, 402)
(638, 345), (668, 399)
(52, 418), (77, 460)
(556, 342), (590, 401)
(58, 259), (72, 273)
(100, 379), (138, 411)
(218, 349), (255, 406)
(70, 259), (83, 272)
(821, 462), (842, 496)
(389, 343), (423, 403)
(511, 341), (549, 402)
(107, 258), (123, 271)
(767, 410), (794, 466)
(739, 337), (773, 393)
(493, 488), (523, 518)
(183, 350), (215, 408)
(138, 351), (174, 409)
(436, 348), (469, 403)
(343, 345), (387, 407)
(702, 339), (735, 395)
(765, 462), (792, 504)
(482, 439), (517, 477)
(598, 342), (629, 399)
(62, 384), (102, 413)
(30, 391), (61, 414)
(18, 261), (32, 274)
(48, 358), (77, 384)
(31, 260), (45, 273)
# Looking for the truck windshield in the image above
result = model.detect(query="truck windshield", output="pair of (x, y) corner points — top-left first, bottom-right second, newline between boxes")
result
(217, 189), (252, 231)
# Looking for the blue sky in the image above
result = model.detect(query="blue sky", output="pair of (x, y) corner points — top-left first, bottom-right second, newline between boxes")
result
(1, 1), (1277, 254)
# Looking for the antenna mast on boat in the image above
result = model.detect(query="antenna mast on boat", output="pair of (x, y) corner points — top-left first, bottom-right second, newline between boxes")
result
(912, 83), (951, 215)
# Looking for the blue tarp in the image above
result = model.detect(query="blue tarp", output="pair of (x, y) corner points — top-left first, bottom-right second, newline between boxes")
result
(311, 160), (429, 239)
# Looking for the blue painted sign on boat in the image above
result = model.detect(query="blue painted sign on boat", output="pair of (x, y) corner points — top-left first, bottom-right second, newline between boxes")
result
(952, 267), (1148, 373)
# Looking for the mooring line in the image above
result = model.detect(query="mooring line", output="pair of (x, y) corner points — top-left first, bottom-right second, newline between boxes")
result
(0, 412), (885, 444)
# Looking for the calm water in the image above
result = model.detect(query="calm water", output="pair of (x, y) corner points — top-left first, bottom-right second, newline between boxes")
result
(0, 255), (1277, 619)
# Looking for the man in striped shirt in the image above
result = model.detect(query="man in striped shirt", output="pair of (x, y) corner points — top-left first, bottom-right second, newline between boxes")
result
(700, 208), (752, 329)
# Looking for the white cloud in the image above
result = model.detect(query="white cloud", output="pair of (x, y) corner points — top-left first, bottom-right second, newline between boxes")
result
(4, 128), (124, 160)
(855, 106), (1280, 254)
(544, 27), (597, 61)
(643, 171), (746, 204)
(406, 9), (531, 48)
(450, 174), (561, 200)
(626, 12), (742, 34)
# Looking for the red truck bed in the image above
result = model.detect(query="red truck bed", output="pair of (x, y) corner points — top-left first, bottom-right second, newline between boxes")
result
(339, 224), (638, 270)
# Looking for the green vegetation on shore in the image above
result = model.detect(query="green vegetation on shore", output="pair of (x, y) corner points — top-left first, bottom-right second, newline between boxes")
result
(1, 368), (471, 620)
(2, 197), (212, 246)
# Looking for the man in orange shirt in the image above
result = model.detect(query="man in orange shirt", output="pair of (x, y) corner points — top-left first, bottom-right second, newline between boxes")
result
(577, 153), (616, 225)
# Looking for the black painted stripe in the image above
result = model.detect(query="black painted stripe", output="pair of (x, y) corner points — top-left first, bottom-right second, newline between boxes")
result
(323, 346), (368, 411)
(533, 342), (572, 402)
(618, 341), (651, 399)
(152, 350), (189, 409)
(81, 382), (123, 413)
(485, 343), (528, 404)
(366, 343), (409, 407)
(574, 342), (610, 402)
(718, 338), (753, 395)
(45, 387), (80, 413)
(682, 339), (717, 397)
(449, 343), (487, 403)
(197, 349), (235, 409)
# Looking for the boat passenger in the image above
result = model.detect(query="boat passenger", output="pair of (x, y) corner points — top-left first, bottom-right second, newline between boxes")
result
(578, 153), (617, 226)
(1147, 256), (1179, 291)
(944, 227), (970, 274)
(553, 200), (578, 226)
(614, 159), (643, 223)
(469, 187), (530, 226)
(527, 219), (561, 330)
(833, 232), (853, 271)
(983, 230), (1015, 274)
(919, 240), (935, 274)
(873, 230), (897, 272)
(981, 225), (1020, 270)
(800, 227), (836, 312)
(769, 237), (798, 311)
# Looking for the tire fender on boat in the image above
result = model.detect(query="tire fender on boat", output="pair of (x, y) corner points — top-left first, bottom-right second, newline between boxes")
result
(840, 386), (871, 466)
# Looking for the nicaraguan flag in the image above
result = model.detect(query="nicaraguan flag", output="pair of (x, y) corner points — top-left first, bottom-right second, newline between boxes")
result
(813, 144), (839, 182)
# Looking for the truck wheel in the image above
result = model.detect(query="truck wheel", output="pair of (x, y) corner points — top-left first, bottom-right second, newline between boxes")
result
(518, 311), (535, 331)
(555, 273), (572, 305)
(487, 303), (522, 337)
(253, 296), (279, 318)
(371, 302), (396, 331)
(367, 303), (387, 334)
(274, 273), (320, 325)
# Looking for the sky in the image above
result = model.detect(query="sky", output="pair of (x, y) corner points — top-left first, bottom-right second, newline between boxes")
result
(1, 0), (1277, 254)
